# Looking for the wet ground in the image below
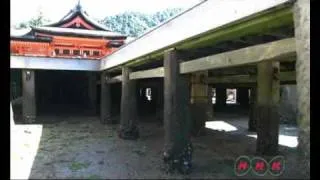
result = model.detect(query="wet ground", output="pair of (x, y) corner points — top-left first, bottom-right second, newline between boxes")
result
(11, 113), (307, 179)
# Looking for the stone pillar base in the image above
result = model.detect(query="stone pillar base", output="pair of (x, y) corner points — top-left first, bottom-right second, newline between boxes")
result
(163, 142), (193, 174)
(23, 115), (36, 123)
(256, 105), (279, 156)
(118, 126), (139, 140)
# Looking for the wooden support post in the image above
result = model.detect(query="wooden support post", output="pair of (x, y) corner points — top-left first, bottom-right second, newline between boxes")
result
(163, 49), (192, 173)
(119, 66), (139, 140)
(155, 80), (164, 124)
(237, 87), (249, 107)
(294, 0), (310, 176)
(190, 71), (210, 136)
(248, 87), (257, 131)
(216, 87), (226, 111)
(100, 71), (112, 124)
(207, 85), (214, 121)
(256, 61), (280, 155)
(88, 72), (97, 114)
(22, 70), (36, 123)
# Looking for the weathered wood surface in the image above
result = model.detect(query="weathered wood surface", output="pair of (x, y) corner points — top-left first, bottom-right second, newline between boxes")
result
(180, 38), (295, 74)
(190, 71), (210, 136)
(256, 61), (280, 155)
(293, 0), (310, 177)
(119, 66), (139, 140)
(100, 71), (112, 124)
(163, 49), (191, 162)
(107, 38), (296, 83)
(207, 71), (295, 84)
(130, 67), (164, 80)
(22, 70), (36, 123)
(249, 87), (257, 131)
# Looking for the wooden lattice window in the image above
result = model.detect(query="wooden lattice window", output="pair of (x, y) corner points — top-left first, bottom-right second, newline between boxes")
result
(73, 50), (80, 55)
(93, 51), (100, 56)
(83, 50), (90, 56)
(63, 49), (70, 55)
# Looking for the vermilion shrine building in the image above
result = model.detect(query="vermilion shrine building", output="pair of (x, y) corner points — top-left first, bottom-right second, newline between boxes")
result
(10, 0), (309, 175)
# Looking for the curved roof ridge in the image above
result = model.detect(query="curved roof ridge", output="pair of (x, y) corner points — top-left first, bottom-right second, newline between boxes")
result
(43, 2), (111, 32)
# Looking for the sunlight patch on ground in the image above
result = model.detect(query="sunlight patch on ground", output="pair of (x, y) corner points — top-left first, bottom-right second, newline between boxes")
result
(205, 121), (238, 132)
(11, 123), (43, 179)
(247, 134), (298, 148)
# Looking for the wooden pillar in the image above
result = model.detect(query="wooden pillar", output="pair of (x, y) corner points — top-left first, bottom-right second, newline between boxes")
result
(119, 66), (139, 140)
(248, 87), (257, 131)
(88, 72), (97, 114)
(22, 70), (36, 123)
(216, 87), (226, 110)
(190, 71), (211, 136)
(256, 61), (280, 155)
(163, 49), (192, 173)
(294, 0), (310, 176)
(237, 87), (249, 107)
(100, 71), (112, 124)
(207, 85), (214, 121)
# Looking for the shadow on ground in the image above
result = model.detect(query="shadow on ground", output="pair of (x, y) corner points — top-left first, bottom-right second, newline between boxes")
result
(11, 110), (307, 179)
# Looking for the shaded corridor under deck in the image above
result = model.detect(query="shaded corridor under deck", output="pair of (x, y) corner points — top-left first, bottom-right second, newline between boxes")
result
(36, 70), (97, 117)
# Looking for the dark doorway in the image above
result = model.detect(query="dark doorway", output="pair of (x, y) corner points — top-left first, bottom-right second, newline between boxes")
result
(36, 70), (93, 116)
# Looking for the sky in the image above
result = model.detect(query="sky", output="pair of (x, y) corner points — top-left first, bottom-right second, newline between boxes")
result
(10, 0), (203, 26)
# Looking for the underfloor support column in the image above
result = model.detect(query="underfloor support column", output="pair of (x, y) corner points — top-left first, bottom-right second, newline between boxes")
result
(88, 72), (97, 114)
(119, 66), (139, 140)
(190, 71), (211, 136)
(216, 87), (226, 111)
(256, 61), (280, 155)
(237, 87), (249, 108)
(100, 71), (112, 124)
(163, 49), (192, 174)
(294, 0), (310, 176)
(22, 70), (36, 123)
(248, 87), (257, 131)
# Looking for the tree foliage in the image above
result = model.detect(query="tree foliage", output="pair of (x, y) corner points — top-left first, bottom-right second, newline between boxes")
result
(100, 8), (183, 37)
(14, 8), (183, 37)
(15, 10), (51, 29)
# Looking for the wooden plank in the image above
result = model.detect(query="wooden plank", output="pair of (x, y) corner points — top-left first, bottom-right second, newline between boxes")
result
(11, 56), (100, 71)
(208, 71), (295, 84)
(130, 67), (164, 80)
(107, 75), (122, 84)
(180, 38), (296, 74)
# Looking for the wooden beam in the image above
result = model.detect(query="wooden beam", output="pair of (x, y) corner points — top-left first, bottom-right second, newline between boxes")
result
(180, 38), (296, 74)
(130, 67), (164, 80)
(107, 38), (295, 83)
(107, 75), (122, 84)
(208, 71), (295, 84)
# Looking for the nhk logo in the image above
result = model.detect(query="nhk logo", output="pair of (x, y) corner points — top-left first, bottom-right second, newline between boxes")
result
(234, 156), (285, 176)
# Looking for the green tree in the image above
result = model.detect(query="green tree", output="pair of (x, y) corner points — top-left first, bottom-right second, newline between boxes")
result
(101, 8), (182, 37)
(15, 10), (51, 29)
